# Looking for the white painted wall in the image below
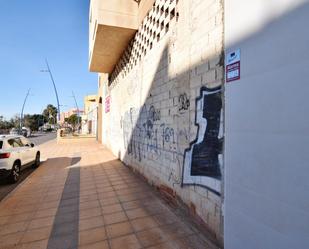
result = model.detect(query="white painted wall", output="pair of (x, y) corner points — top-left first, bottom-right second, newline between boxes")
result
(224, 1), (309, 248)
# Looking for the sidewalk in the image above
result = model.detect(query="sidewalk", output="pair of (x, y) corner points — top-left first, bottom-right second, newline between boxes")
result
(0, 139), (219, 249)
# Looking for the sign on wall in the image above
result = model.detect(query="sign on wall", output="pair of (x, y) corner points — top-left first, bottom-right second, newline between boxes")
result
(226, 49), (241, 83)
(182, 86), (223, 195)
(105, 96), (111, 113)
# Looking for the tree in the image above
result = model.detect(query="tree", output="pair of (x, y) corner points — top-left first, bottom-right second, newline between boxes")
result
(0, 116), (14, 131)
(66, 114), (81, 131)
(10, 114), (21, 129)
(42, 104), (58, 124)
(23, 114), (45, 131)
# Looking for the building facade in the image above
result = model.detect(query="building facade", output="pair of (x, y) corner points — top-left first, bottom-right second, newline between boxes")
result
(89, 0), (309, 248)
(60, 108), (84, 126)
(81, 95), (99, 136)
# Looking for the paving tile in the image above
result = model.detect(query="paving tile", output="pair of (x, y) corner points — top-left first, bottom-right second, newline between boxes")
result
(51, 221), (78, 237)
(181, 234), (219, 249)
(46, 234), (77, 249)
(54, 204), (78, 214)
(15, 239), (48, 249)
(0, 232), (24, 248)
(96, 186), (114, 193)
(109, 234), (142, 249)
(58, 197), (79, 208)
(121, 200), (141, 211)
(38, 201), (60, 211)
(52, 211), (78, 225)
(79, 240), (110, 249)
(21, 226), (52, 243)
(34, 208), (57, 219)
(136, 227), (170, 247)
(118, 194), (139, 202)
(125, 208), (149, 220)
(101, 204), (123, 215)
(160, 222), (195, 239)
(8, 212), (35, 224)
(103, 211), (128, 225)
(146, 239), (188, 249)
(0, 221), (28, 236)
(0, 215), (9, 225)
(80, 200), (100, 210)
(13, 204), (37, 214)
(80, 207), (102, 220)
(79, 226), (107, 245)
(0, 139), (219, 249)
(131, 216), (159, 232)
(106, 221), (133, 239)
(80, 189), (97, 197)
(153, 212), (179, 226)
(28, 216), (54, 230)
(99, 197), (120, 207)
(79, 193), (99, 203)
(113, 184), (128, 191)
(79, 216), (104, 231)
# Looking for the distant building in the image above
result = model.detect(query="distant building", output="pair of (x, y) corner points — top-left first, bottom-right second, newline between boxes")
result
(59, 108), (84, 126)
(81, 95), (98, 136)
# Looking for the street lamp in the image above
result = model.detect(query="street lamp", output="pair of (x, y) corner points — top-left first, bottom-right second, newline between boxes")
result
(20, 88), (31, 133)
(40, 59), (61, 123)
(71, 91), (80, 131)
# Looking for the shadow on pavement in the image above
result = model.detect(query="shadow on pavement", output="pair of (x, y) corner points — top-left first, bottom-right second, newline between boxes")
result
(0, 156), (81, 202)
(0, 167), (35, 201)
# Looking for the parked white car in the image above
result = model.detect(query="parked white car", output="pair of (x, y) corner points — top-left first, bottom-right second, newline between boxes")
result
(21, 127), (31, 137)
(0, 135), (40, 183)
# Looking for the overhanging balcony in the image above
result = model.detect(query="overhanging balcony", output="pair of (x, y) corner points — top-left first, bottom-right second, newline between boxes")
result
(89, 0), (155, 73)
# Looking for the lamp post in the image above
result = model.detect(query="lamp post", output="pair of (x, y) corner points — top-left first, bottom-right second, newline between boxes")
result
(20, 88), (31, 133)
(71, 91), (80, 132)
(40, 59), (61, 123)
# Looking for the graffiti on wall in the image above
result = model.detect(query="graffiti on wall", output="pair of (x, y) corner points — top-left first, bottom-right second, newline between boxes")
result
(105, 96), (111, 113)
(121, 86), (223, 193)
(178, 93), (190, 112)
(122, 104), (178, 165)
(182, 86), (223, 195)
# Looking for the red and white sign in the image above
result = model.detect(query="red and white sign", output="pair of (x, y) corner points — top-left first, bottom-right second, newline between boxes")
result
(226, 61), (240, 82)
(105, 96), (111, 113)
(226, 49), (241, 83)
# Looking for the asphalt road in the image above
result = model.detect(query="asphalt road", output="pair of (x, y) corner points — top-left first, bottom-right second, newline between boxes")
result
(0, 132), (56, 201)
(29, 132), (57, 145)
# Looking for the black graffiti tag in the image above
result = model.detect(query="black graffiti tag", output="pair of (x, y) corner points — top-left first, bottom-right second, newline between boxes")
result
(178, 93), (190, 111)
(148, 105), (161, 122)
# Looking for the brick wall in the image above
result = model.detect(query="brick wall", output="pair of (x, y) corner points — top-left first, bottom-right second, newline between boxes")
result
(101, 0), (224, 243)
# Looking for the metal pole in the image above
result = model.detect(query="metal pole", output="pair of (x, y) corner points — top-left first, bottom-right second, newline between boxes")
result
(71, 91), (80, 127)
(44, 59), (61, 123)
(20, 88), (31, 133)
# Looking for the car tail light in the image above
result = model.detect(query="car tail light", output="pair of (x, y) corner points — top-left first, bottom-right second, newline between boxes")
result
(0, 153), (10, 159)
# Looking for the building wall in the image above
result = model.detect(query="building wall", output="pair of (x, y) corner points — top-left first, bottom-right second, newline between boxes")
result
(224, 1), (309, 248)
(97, 74), (106, 143)
(101, 0), (224, 243)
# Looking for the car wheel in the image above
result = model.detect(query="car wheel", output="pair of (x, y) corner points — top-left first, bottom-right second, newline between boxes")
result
(33, 152), (40, 168)
(9, 162), (20, 184)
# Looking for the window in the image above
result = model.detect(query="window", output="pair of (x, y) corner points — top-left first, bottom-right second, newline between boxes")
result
(8, 138), (23, 148)
(0, 141), (3, 149)
(20, 137), (30, 146)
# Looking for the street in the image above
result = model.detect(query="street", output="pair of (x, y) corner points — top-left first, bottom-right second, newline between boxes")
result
(0, 132), (56, 201)
(29, 132), (57, 145)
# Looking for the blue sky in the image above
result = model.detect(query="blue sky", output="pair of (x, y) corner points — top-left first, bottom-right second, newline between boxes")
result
(0, 0), (97, 119)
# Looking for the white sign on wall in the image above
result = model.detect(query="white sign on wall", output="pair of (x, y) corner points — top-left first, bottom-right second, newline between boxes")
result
(226, 49), (241, 83)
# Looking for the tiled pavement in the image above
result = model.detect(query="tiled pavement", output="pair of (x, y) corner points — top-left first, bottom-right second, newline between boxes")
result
(0, 138), (219, 249)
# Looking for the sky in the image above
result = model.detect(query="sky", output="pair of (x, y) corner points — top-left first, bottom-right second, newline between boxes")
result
(0, 0), (97, 119)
